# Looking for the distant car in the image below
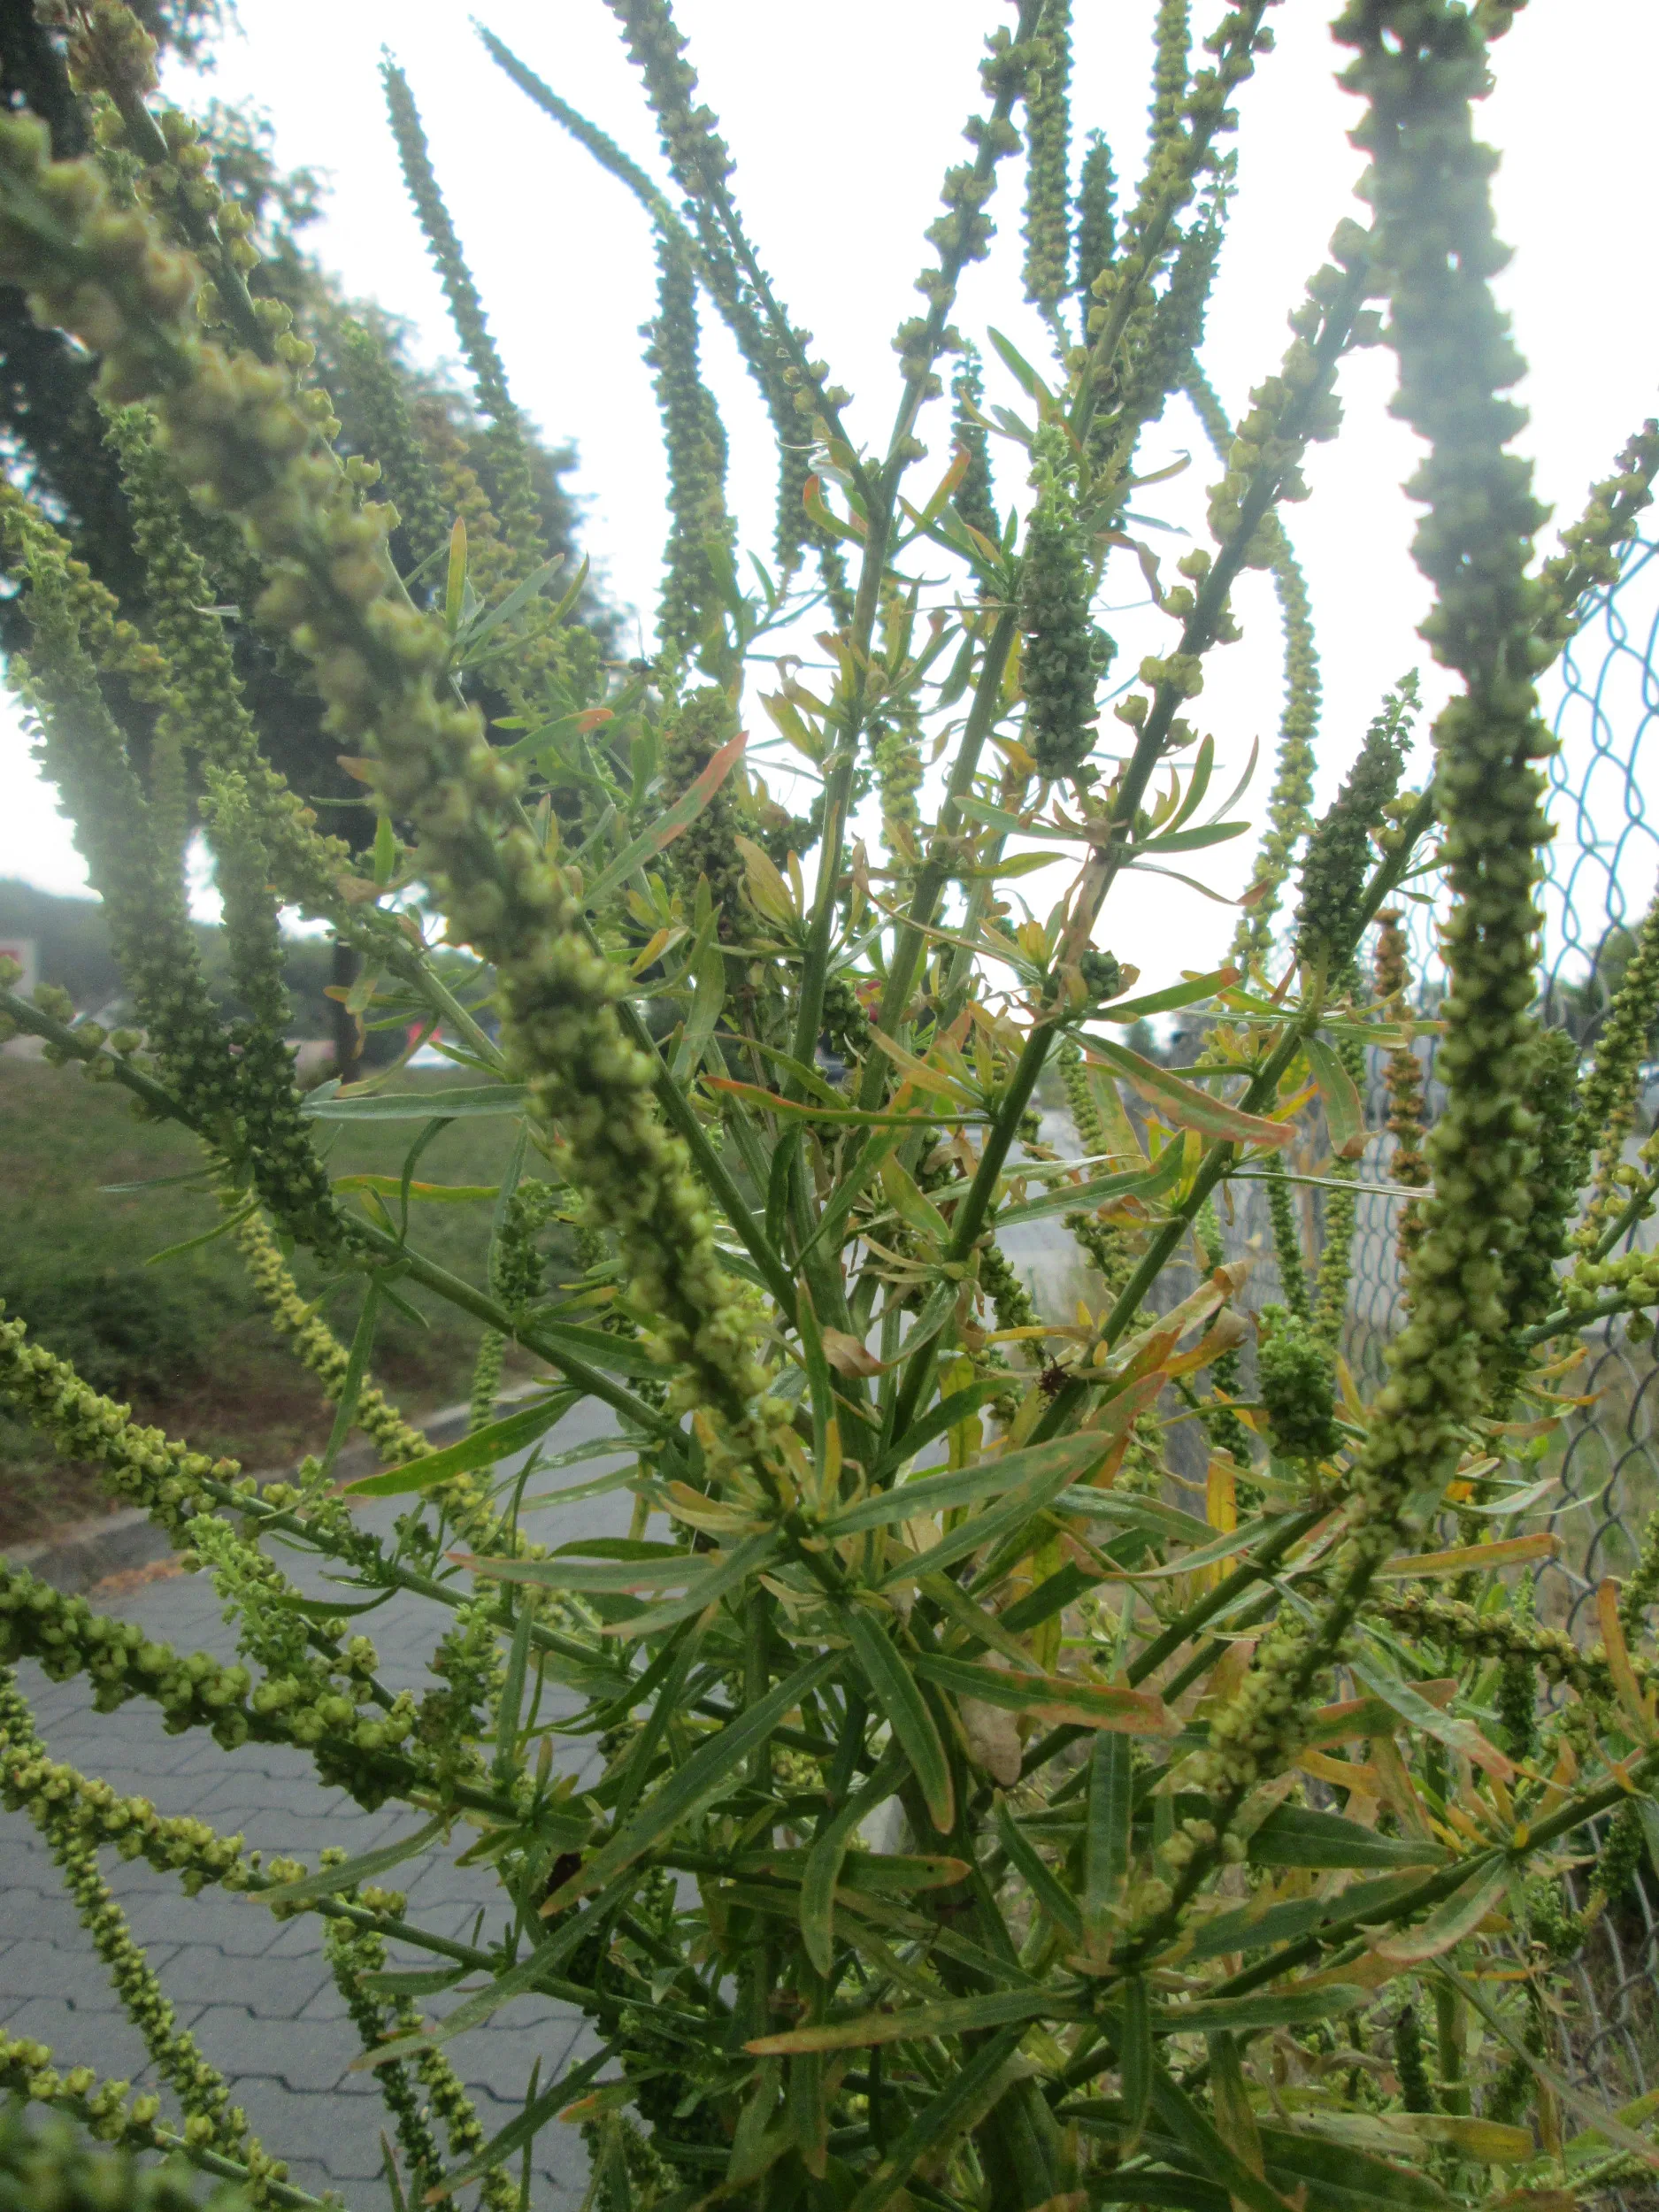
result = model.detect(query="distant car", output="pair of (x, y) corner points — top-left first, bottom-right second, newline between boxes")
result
(1639, 1061), (1659, 1131)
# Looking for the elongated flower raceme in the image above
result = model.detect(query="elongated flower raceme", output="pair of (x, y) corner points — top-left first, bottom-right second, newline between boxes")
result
(1021, 0), (1072, 326)
(1074, 127), (1116, 320)
(381, 60), (544, 578)
(227, 1200), (428, 1469)
(1187, 360), (1323, 972)
(1294, 673), (1418, 980)
(1018, 421), (1110, 779)
(646, 231), (735, 663)
(1572, 885), (1659, 1253)
(0, 1674), (261, 2170)
(1156, 0), (1558, 1870)
(1374, 906), (1431, 1260)
(337, 319), (451, 576)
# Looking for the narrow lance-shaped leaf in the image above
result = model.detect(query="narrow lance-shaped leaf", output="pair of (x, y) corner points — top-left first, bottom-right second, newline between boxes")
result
(581, 729), (747, 910)
(745, 1983), (1068, 2055)
(799, 1753), (905, 1978)
(1085, 1731), (1133, 1933)
(994, 1796), (1082, 1940)
(827, 1430), (1109, 1538)
(842, 2024), (1028, 2212)
(1373, 1531), (1559, 1580)
(1346, 1642), (1516, 1785)
(1084, 1038), (1295, 1149)
(304, 1084), (532, 1120)
(542, 1654), (839, 1913)
(424, 2045), (615, 2201)
(344, 1392), (579, 1497)
(1147, 2066), (1295, 2212)
(1374, 1862), (1509, 1965)
(260, 1816), (447, 1906)
(1302, 1033), (1367, 1160)
(844, 1606), (955, 1834)
(1119, 1977), (1151, 2154)
(913, 1653), (1176, 1737)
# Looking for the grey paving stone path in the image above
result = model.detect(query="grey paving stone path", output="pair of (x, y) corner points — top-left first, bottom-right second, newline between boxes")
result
(0, 1402), (645, 2211)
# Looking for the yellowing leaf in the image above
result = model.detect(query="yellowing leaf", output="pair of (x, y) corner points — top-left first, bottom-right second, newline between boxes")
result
(821, 1329), (887, 1379)
(1374, 1532), (1560, 1580)
(733, 834), (799, 924)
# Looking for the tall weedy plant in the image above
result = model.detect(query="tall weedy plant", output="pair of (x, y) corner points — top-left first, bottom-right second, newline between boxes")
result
(3, 3), (1659, 2207)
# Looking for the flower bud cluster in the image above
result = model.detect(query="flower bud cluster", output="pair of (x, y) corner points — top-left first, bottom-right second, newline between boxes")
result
(1374, 911), (1431, 1259)
(230, 1202), (427, 1467)
(1188, 1617), (1321, 1798)
(1018, 423), (1111, 780)
(977, 1238), (1037, 1348)
(657, 687), (747, 929)
(100, 402), (373, 943)
(1532, 423), (1659, 669)
(325, 1915), (517, 2212)
(0, 479), (169, 706)
(201, 772), (341, 1254)
(0, 2026), (280, 2194)
(605, 0), (735, 204)
(0, 2078), (256, 2212)
(9, 584), (245, 1150)
(1203, 254), (1361, 566)
(1084, 4), (1270, 381)
(1020, 6), (1072, 321)
(949, 346), (999, 543)
(1310, 1035), (1366, 1348)
(1256, 1303), (1340, 1462)
(1294, 674), (1417, 975)
(381, 63), (544, 574)
(0, 1732), (257, 1903)
(323, 1918), (445, 2199)
(0, 1307), (232, 1544)
(1325, 0), (1557, 1592)
(1187, 362), (1323, 971)
(1488, 1024), (1580, 1405)
(1074, 131), (1115, 327)
(1571, 889), (1659, 1256)
(893, 26), (1041, 392)
(4, 1670), (256, 2167)
(0, 1566), (254, 1747)
(337, 320), (449, 576)
(414, 1604), (503, 1793)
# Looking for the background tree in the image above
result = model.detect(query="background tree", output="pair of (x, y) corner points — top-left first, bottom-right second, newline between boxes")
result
(1, 0), (616, 1068)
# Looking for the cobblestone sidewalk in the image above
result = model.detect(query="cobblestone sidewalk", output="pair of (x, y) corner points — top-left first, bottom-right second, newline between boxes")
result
(0, 1409), (638, 2210)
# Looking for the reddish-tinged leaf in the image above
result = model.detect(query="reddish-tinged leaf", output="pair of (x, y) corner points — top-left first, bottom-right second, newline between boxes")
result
(911, 1653), (1177, 1736)
(580, 732), (747, 909)
(1085, 1040), (1293, 1150)
(1373, 1862), (1509, 1964)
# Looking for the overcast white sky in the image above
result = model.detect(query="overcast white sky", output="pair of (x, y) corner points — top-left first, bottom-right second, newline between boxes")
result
(4, 2), (1656, 985)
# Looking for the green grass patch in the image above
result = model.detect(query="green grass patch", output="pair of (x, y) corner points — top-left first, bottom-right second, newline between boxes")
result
(0, 1057), (572, 1544)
